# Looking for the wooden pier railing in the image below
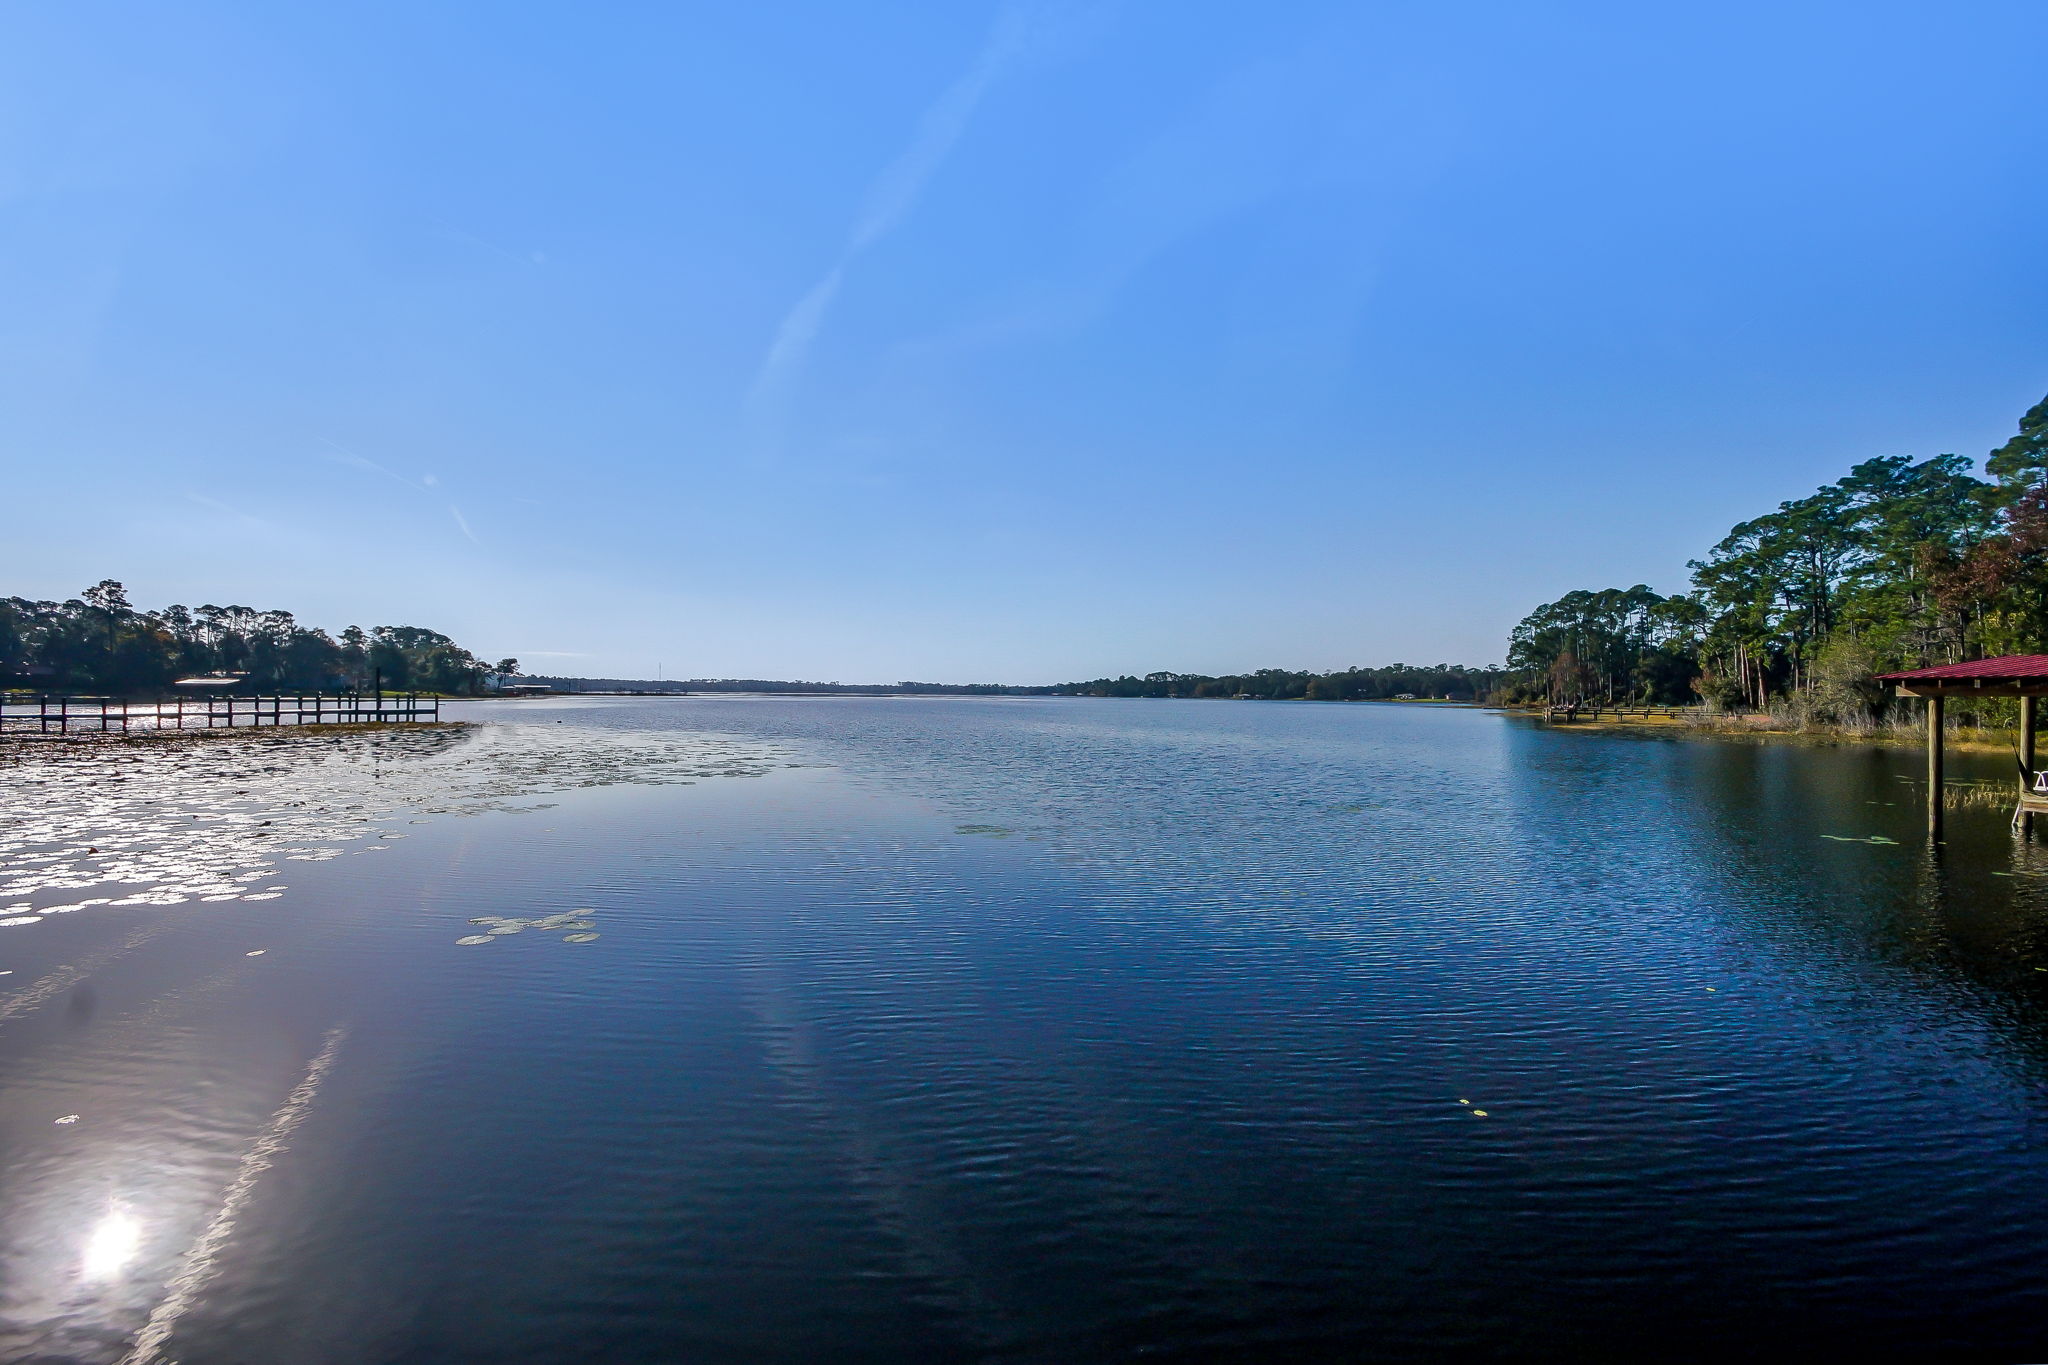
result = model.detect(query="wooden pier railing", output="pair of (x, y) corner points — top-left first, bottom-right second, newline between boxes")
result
(0, 693), (441, 736)
(1540, 703), (1694, 723)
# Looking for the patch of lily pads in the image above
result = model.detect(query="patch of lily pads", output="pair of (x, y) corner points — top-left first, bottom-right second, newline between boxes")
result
(457, 909), (600, 946)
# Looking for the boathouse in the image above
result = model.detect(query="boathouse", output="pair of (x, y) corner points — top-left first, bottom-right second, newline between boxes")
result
(1877, 655), (2048, 840)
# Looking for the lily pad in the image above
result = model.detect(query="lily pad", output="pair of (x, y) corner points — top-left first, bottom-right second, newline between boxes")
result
(562, 932), (600, 944)
(455, 935), (495, 946)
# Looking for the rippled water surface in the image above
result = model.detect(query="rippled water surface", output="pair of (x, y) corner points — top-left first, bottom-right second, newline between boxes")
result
(5, 697), (2048, 1362)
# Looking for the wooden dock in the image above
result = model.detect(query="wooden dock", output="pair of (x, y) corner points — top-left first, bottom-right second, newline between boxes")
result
(0, 692), (441, 736)
(1540, 704), (1691, 723)
(1878, 656), (2048, 842)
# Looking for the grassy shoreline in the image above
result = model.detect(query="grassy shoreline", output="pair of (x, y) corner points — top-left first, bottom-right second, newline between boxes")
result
(1507, 705), (2029, 754)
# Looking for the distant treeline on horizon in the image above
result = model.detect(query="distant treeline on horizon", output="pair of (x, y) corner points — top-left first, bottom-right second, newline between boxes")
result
(524, 663), (1507, 701)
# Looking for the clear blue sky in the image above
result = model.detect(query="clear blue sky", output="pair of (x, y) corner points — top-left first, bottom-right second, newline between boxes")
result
(6, 2), (2046, 682)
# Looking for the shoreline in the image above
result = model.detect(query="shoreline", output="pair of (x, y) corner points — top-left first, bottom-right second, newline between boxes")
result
(1508, 707), (2027, 755)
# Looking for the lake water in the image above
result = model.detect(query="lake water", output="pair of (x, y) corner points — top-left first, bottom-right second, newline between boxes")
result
(3, 696), (2048, 1362)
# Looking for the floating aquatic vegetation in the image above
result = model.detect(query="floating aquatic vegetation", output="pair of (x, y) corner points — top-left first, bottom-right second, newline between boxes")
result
(1471, 1110), (1490, 1117)
(0, 725), (789, 930)
(1820, 834), (1899, 845)
(455, 935), (495, 946)
(562, 932), (599, 944)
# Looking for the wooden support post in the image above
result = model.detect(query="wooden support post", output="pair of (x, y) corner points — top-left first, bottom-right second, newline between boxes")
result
(1928, 693), (1945, 843)
(2025, 696), (2039, 838)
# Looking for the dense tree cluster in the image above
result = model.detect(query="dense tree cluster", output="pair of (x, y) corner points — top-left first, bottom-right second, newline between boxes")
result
(1506, 392), (2048, 718)
(0, 581), (516, 695)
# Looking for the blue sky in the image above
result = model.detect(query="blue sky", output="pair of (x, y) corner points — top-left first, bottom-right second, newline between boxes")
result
(5, 2), (2045, 682)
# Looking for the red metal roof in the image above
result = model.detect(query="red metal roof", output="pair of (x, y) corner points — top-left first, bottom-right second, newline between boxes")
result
(1876, 655), (2048, 681)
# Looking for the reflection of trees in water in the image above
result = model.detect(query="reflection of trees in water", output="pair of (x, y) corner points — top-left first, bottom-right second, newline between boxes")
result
(1498, 720), (2048, 1081)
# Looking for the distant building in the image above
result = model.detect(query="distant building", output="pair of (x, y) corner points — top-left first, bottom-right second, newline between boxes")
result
(173, 672), (249, 690)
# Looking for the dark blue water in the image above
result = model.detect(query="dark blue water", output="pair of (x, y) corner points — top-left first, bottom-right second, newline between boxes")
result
(4, 697), (2048, 1362)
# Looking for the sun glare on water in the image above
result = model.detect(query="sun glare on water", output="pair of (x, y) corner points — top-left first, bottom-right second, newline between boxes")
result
(81, 1207), (141, 1280)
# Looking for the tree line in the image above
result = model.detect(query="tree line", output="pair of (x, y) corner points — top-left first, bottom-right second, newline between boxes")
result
(526, 665), (1508, 701)
(521, 675), (1057, 696)
(1048, 664), (1507, 700)
(1, 581), (517, 695)
(1505, 391), (2048, 721)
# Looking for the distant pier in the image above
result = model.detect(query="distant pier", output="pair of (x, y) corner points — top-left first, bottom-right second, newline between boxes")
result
(0, 692), (442, 737)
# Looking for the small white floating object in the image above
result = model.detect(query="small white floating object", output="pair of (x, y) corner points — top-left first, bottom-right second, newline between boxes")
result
(0, 916), (42, 927)
(562, 932), (599, 944)
(455, 935), (495, 946)
(243, 893), (282, 901)
(54, 1114), (79, 1125)
(246, 949), (266, 957)
(1471, 1110), (1489, 1117)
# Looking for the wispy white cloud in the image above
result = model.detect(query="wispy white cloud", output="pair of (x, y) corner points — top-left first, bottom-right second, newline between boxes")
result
(185, 493), (271, 528)
(746, 4), (1039, 440)
(319, 438), (431, 493)
(748, 268), (845, 412)
(428, 217), (543, 269)
(322, 438), (482, 547)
